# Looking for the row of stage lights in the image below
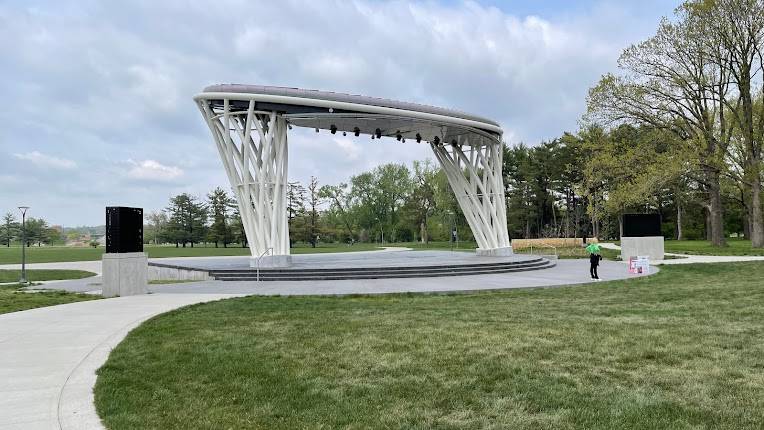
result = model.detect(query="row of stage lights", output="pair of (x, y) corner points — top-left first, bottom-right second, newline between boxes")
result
(311, 124), (446, 144)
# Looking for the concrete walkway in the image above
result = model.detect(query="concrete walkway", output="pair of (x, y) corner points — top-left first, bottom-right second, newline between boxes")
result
(598, 242), (764, 265)
(0, 294), (241, 430)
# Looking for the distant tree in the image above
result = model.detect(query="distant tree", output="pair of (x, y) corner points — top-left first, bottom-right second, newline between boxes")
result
(24, 218), (50, 246)
(230, 206), (247, 248)
(145, 211), (168, 245)
(46, 226), (62, 245)
(2, 212), (18, 247)
(165, 193), (208, 247)
(319, 183), (354, 241)
(287, 181), (307, 246)
(403, 160), (437, 243)
(207, 187), (236, 248)
(306, 176), (323, 247)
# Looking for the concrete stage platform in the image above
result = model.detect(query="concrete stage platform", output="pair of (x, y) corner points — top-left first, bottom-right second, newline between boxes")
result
(149, 250), (556, 281)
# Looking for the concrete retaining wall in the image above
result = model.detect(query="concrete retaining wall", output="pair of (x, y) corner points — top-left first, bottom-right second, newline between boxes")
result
(148, 264), (211, 281)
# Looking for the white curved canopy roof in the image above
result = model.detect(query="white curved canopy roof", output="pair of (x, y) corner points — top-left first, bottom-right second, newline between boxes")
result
(195, 84), (503, 145)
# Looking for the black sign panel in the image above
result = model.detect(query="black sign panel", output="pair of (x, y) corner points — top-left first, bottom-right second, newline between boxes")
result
(106, 207), (143, 253)
(622, 213), (661, 237)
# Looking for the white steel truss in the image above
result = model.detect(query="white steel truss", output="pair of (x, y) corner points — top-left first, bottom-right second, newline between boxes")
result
(196, 99), (290, 259)
(430, 137), (510, 251)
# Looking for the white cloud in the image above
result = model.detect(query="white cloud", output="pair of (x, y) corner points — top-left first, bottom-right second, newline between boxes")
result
(126, 159), (183, 181)
(0, 0), (676, 225)
(13, 151), (76, 169)
(333, 137), (362, 161)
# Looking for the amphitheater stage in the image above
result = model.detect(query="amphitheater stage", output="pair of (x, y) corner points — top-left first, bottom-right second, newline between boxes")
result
(148, 249), (556, 281)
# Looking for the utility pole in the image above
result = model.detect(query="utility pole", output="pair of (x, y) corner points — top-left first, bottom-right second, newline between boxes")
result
(18, 206), (29, 284)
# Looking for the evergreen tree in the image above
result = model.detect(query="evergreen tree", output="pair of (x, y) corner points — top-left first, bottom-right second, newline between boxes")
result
(2, 212), (18, 247)
(165, 193), (208, 247)
(207, 187), (235, 248)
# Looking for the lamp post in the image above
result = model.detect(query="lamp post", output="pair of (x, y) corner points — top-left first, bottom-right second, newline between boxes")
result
(18, 206), (29, 284)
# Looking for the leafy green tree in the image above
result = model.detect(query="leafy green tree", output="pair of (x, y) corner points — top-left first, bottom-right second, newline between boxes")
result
(587, 7), (734, 246)
(402, 160), (437, 243)
(319, 183), (355, 241)
(24, 218), (50, 246)
(145, 211), (168, 244)
(689, 0), (764, 246)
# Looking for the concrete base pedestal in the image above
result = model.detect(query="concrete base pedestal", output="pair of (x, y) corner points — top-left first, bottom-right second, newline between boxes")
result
(249, 254), (292, 268)
(475, 246), (513, 257)
(620, 236), (665, 261)
(102, 252), (148, 298)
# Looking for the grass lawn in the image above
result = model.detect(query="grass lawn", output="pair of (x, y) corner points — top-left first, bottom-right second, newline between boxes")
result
(148, 279), (200, 285)
(0, 269), (96, 283)
(0, 283), (99, 314)
(0, 243), (389, 264)
(0, 241), (481, 264)
(664, 239), (764, 256)
(95, 262), (764, 429)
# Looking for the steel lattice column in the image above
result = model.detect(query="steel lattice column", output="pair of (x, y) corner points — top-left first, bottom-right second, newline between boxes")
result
(431, 136), (510, 253)
(197, 99), (290, 263)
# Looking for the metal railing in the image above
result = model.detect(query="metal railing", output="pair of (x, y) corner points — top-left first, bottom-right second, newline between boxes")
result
(255, 247), (273, 282)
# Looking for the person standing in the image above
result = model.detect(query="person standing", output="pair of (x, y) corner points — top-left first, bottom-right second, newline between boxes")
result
(586, 242), (602, 280)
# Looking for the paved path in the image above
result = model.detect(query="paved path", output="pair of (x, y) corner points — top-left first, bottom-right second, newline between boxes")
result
(598, 242), (764, 265)
(0, 294), (241, 430)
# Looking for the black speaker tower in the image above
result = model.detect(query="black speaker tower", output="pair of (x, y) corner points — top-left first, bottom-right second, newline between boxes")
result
(622, 213), (662, 237)
(106, 207), (143, 253)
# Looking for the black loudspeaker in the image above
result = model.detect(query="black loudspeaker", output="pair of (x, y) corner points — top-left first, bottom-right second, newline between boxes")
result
(106, 207), (143, 253)
(622, 214), (662, 237)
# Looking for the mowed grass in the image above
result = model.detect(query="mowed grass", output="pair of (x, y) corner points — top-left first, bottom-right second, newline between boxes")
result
(664, 239), (764, 256)
(95, 262), (764, 429)
(0, 283), (99, 314)
(0, 269), (96, 283)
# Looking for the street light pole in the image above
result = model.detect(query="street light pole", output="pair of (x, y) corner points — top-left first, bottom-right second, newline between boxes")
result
(18, 206), (29, 284)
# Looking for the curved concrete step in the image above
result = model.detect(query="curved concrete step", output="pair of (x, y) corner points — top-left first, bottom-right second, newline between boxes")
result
(210, 258), (556, 281)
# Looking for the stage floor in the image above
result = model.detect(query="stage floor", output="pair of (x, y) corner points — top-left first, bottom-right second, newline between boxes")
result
(151, 249), (541, 271)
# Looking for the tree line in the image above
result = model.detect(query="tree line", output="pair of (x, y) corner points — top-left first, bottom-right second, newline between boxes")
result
(584, 0), (764, 247)
(1, 212), (62, 247)
(147, 160), (470, 248)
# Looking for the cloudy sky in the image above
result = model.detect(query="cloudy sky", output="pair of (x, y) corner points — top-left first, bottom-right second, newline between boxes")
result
(0, 0), (677, 226)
